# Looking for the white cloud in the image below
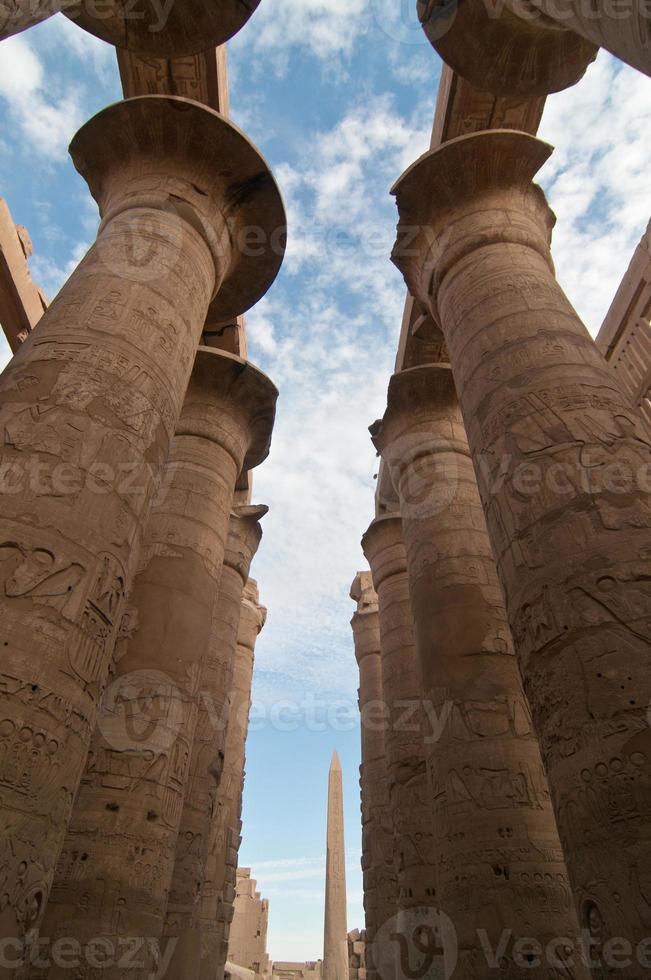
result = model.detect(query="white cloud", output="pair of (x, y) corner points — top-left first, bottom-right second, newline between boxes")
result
(0, 35), (84, 159)
(539, 51), (651, 336)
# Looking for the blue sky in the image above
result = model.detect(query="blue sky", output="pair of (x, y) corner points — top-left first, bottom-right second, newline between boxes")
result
(0, 2), (650, 962)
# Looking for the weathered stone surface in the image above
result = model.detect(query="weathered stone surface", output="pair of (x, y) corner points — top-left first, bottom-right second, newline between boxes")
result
(418, 0), (597, 96)
(371, 364), (587, 978)
(0, 0), (261, 58)
(37, 349), (276, 978)
(361, 519), (437, 923)
(228, 868), (271, 980)
(323, 752), (348, 980)
(597, 218), (651, 428)
(202, 570), (266, 980)
(525, 0), (651, 79)
(392, 128), (651, 967)
(350, 573), (397, 980)
(0, 197), (48, 353)
(0, 94), (283, 950)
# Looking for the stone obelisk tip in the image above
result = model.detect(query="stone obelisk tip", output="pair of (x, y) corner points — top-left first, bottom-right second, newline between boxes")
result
(330, 750), (342, 772)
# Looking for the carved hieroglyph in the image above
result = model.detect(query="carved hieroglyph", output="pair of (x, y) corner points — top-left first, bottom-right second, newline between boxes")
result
(350, 573), (398, 980)
(361, 520), (438, 922)
(0, 94), (284, 949)
(371, 364), (588, 978)
(199, 563), (267, 980)
(323, 752), (348, 980)
(392, 128), (651, 968)
(37, 350), (276, 978)
(0, 0), (261, 58)
(417, 0), (597, 97)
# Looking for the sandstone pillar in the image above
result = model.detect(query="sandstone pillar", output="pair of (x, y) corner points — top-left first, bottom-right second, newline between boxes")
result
(392, 128), (651, 964)
(323, 751), (348, 980)
(0, 94), (283, 949)
(361, 519), (437, 922)
(200, 571), (267, 980)
(0, 0), (261, 58)
(350, 573), (397, 980)
(419, 0), (650, 96)
(371, 364), (588, 978)
(37, 351), (276, 978)
(417, 0), (597, 97)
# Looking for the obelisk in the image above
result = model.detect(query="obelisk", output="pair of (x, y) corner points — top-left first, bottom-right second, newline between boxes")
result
(323, 752), (348, 980)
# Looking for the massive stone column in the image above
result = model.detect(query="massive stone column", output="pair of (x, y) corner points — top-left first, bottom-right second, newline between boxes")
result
(37, 352), (276, 978)
(417, 0), (597, 97)
(323, 751), (348, 980)
(200, 570), (267, 980)
(392, 128), (651, 965)
(418, 0), (649, 96)
(361, 520), (437, 922)
(371, 365), (588, 978)
(350, 573), (398, 980)
(0, 94), (283, 949)
(0, 0), (261, 58)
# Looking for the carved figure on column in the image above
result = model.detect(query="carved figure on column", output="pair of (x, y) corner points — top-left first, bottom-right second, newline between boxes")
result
(392, 127), (651, 968)
(0, 94), (284, 950)
(37, 350), (276, 979)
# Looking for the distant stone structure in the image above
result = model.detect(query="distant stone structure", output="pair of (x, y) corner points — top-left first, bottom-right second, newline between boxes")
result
(323, 753), (348, 980)
(228, 868), (271, 980)
(272, 962), (322, 980)
(347, 929), (366, 980)
(0, 196), (47, 351)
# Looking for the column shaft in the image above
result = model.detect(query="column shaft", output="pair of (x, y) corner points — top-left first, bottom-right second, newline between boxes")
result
(0, 95), (283, 948)
(210, 579), (266, 980)
(37, 352), (275, 977)
(392, 128), (651, 965)
(165, 517), (266, 980)
(350, 573), (398, 980)
(372, 364), (588, 978)
(362, 519), (438, 950)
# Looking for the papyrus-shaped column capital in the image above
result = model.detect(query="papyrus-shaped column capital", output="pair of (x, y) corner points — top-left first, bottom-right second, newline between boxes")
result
(71, 96), (285, 321)
(176, 348), (278, 474)
(361, 516), (407, 590)
(350, 571), (380, 666)
(1, 0), (262, 60)
(417, 0), (597, 96)
(392, 129), (554, 311)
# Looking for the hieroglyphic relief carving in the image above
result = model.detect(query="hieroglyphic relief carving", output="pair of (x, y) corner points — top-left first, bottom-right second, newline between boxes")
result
(392, 128), (651, 969)
(0, 96), (284, 952)
(40, 354), (275, 978)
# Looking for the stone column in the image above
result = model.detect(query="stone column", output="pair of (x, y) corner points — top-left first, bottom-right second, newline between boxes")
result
(163, 510), (268, 980)
(371, 364), (588, 978)
(37, 351), (276, 977)
(0, 94), (283, 950)
(350, 572), (398, 980)
(392, 128), (651, 965)
(210, 578), (266, 980)
(418, 0), (650, 97)
(0, 0), (261, 58)
(361, 519), (437, 927)
(417, 0), (598, 97)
